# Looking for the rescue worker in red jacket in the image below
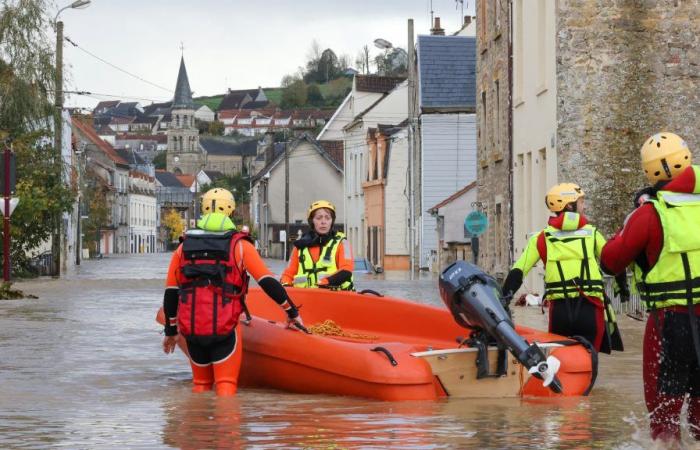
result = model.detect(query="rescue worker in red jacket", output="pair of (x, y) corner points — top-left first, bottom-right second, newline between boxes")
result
(502, 183), (626, 353)
(601, 132), (700, 443)
(281, 200), (354, 290)
(161, 188), (305, 396)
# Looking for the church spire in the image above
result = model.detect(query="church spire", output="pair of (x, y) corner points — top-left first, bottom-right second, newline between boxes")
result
(172, 56), (194, 109)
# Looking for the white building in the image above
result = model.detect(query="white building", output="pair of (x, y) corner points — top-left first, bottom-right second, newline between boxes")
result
(128, 171), (157, 253)
(319, 74), (406, 258)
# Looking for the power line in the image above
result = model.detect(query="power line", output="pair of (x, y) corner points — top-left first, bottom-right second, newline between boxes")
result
(64, 36), (174, 94)
(63, 89), (170, 103)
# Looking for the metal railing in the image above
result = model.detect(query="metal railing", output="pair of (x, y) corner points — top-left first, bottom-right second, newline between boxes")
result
(28, 252), (54, 276)
(603, 274), (645, 317)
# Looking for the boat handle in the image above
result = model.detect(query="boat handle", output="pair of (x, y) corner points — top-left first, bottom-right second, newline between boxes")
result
(371, 346), (398, 366)
(359, 289), (384, 297)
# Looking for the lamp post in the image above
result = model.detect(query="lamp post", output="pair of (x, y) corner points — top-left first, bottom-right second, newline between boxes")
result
(53, 0), (91, 277)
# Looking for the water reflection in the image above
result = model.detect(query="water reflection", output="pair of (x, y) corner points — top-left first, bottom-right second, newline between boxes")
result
(0, 253), (692, 448)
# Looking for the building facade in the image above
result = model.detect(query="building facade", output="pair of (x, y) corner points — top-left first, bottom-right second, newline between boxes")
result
(250, 134), (344, 259)
(475, 0), (512, 283)
(478, 0), (700, 295)
(415, 33), (478, 272)
(128, 171), (157, 253)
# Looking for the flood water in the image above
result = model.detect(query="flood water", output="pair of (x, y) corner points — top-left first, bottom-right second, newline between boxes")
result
(0, 253), (692, 448)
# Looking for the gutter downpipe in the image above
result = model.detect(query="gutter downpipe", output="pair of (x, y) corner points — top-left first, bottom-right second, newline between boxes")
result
(508, 0), (515, 267)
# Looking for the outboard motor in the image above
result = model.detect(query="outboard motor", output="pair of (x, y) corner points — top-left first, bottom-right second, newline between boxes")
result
(439, 261), (562, 393)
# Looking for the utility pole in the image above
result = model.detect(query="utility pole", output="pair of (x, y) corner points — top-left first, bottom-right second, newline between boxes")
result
(284, 141), (290, 260)
(52, 19), (64, 277)
(407, 18), (420, 272)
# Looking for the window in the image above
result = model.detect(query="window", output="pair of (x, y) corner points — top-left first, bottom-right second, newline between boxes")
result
(494, 80), (500, 152)
(481, 91), (487, 152)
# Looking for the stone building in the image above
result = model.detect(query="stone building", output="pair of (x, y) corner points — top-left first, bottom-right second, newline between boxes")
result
(477, 0), (700, 293)
(475, 0), (512, 283)
(166, 56), (205, 175)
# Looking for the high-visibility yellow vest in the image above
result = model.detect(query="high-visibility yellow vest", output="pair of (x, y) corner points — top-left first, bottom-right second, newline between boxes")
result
(293, 231), (354, 290)
(543, 213), (604, 301)
(634, 187), (700, 309)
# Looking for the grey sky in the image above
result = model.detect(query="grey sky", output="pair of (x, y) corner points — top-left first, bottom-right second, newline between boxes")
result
(57, 0), (475, 108)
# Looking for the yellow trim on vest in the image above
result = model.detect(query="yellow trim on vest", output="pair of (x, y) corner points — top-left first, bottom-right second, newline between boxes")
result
(294, 232), (354, 290)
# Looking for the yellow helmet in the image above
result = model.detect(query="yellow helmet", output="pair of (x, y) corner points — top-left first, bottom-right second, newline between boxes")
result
(201, 188), (236, 216)
(545, 183), (584, 212)
(640, 132), (692, 184)
(307, 200), (336, 222)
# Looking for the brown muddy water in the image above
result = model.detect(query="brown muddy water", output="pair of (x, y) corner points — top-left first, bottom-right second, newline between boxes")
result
(0, 253), (693, 449)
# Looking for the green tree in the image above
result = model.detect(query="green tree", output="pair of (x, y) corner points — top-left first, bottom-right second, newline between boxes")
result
(207, 120), (224, 136)
(374, 48), (408, 76)
(0, 0), (75, 274)
(152, 151), (166, 170)
(80, 167), (110, 256)
(203, 174), (250, 204)
(307, 83), (323, 106)
(280, 78), (308, 109)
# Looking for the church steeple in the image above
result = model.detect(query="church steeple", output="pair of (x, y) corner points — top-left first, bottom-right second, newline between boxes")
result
(172, 56), (194, 109)
(167, 54), (204, 175)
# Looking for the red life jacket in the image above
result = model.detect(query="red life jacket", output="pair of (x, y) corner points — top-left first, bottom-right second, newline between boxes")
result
(176, 230), (251, 338)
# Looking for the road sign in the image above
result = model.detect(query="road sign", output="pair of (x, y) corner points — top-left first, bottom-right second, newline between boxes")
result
(465, 210), (488, 236)
(0, 197), (19, 216)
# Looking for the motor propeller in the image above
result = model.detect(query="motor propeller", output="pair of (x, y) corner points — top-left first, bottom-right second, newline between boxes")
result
(439, 261), (563, 393)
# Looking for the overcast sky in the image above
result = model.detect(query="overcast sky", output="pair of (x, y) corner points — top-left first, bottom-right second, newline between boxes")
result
(56, 0), (475, 108)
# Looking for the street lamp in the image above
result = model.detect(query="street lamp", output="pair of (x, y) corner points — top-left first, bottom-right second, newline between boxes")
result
(52, 0), (91, 277)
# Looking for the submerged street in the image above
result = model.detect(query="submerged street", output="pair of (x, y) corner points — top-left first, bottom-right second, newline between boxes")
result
(0, 253), (674, 449)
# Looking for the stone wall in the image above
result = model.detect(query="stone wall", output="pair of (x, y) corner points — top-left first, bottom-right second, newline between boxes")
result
(476, 0), (512, 281)
(556, 0), (700, 236)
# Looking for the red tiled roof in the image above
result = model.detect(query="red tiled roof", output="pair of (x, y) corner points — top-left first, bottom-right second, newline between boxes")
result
(129, 170), (154, 182)
(72, 117), (129, 166)
(175, 174), (195, 187)
(355, 75), (406, 93)
(428, 182), (477, 213)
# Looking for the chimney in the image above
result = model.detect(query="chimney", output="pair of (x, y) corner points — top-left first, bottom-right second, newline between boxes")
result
(464, 16), (472, 27)
(430, 17), (445, 36)
(260, 131), (274, 160)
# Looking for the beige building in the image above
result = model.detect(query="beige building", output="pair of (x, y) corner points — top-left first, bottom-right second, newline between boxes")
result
(477, 0), (700, 295)
(250, 134), (344, 258)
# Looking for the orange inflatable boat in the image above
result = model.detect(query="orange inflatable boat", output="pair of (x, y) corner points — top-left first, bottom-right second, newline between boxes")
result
(158, 287), (597, 401)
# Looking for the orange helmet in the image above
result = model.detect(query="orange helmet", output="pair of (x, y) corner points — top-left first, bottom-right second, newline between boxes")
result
(545, 183), (584, 213)
(640, 132), (692, 184)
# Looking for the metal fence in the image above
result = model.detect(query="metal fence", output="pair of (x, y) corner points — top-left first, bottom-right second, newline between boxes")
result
(27, 252), (54, 276)
(603, 274), (645, 317)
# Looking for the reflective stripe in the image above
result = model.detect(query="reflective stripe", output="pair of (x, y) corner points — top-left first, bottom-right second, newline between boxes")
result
(550, 229), (593, 239)
(660, 193), (700, 205)
(293, 276), (308, 284)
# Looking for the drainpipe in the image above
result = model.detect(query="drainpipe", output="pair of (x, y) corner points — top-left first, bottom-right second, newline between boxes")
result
(508, 0), (514, 267)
